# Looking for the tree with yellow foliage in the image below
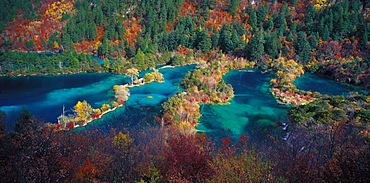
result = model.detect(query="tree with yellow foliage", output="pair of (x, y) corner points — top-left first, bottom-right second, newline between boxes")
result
(113, 132), (133, 150)
(101, 103), (110, 112)
(125, 68), (139, 86)
(73, 100), (93, 123)
(53, 41), (59, 50)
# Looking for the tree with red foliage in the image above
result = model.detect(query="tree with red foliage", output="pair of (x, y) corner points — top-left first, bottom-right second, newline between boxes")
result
(161, 132), (214, 182)
(67, 121), (74, 129)
(76, 159), (97, 182)
(0, 109), (71, 182)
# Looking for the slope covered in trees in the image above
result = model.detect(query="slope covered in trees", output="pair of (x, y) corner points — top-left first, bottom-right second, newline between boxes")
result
(1, 0), (369, 77)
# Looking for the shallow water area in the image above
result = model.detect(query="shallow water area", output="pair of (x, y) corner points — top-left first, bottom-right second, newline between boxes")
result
(196, 69), (289, 142)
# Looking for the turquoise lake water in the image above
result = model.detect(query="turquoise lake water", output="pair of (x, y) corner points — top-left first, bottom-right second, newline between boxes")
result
(0, 67), (363, 137)
(196, 70), (289, 142)
(294, 72), (367, 96)
(0, 65), (194, 131)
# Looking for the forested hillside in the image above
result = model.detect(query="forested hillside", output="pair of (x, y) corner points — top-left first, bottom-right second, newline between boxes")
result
(1, 0), (369, 88)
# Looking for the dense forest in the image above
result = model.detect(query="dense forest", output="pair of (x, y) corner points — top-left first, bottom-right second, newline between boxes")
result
(1, 0), (370, 87)
(0, 0), (370, 182)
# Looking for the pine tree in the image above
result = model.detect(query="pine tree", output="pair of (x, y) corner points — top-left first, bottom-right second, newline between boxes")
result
(198, 30), (212, 54)
(61, 33), (73, 51)
(322, 25), (330, 42)
(257, 4), (268, 27)
(132, 48), (146, 71)
(125, 41), (136, 59)
(219, 27), (232, 53)
(231, 29), (240, 51)
(229, 0), (239, 17)
(264, 18), (274, 32)
(291, 0), (298, 7)
(264, 32), (279, 59)
(211, 30), (220, 50)
(248, 8), (257, 31)
(310, 33), (318, 48)
(248, 30), (264, 61)
(361, 25), (369, 47)
(295, 32), (311, 64)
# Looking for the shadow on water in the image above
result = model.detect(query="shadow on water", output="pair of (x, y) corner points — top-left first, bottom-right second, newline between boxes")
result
(294, 72), (368, 96)
(76, 105), (162, 134)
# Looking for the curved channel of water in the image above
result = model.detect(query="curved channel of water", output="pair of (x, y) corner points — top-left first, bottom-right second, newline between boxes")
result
(0, 66), (362, 137)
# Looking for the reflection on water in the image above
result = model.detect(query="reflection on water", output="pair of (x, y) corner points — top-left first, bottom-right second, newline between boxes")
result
(294, 72), (367, 96)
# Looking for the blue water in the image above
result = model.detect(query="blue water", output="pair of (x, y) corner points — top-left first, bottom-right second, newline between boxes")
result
(0, 73), (127, 128)
(196, 70), (367, 142)
(0, 65), (194, 131)
(0, 66), (362, 137)
(79, 65), (194, 132)
(294, 72), (367, 96)
(196, 70), (289, 142)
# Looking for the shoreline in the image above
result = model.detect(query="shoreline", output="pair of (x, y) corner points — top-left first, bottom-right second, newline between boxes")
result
(72, 104), (123, 129)
(54, 70), (165, 131)
(0, 70), (105, 77)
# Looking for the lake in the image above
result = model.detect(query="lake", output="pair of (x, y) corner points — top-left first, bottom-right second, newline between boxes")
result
(196, 70), (366, 142)
(293, 72), (367, 96)
(0, 67), (361, 137)
(196, 70), (289, 142)
(0, 65), (194, 131)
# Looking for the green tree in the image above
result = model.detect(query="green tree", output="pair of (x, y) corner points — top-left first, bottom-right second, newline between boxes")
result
(111, 59), (124, 73)
(322, 25), (330, 42)
(291, 0), (298, 7)
(98, 38), (110, 57)
(264, 32), (280, 59)
(198, 30), (212, 53)
(132, 48), (146, 71)
(231, 29), (239, 51)
(219, 26), (233, 53)
(248, 31), (264, 61)
(264, 18), (274, 32)
(14, 108), (36, 133)
(61, 33), (73, 51)
(103, 58), (110, 72)
(211, 30), (220, 50)
(305, 3), (316, 35)
(361, 25), (369, 47)
(229, 0), (239, 17)
(25, 40), (35, 51)
(248, 8), (257, 31)
(257, 4), (268, 27)
(125, 41), (136, 59)
(295, 32), (311, 64)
